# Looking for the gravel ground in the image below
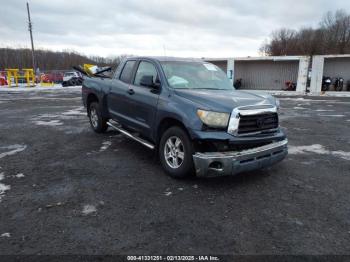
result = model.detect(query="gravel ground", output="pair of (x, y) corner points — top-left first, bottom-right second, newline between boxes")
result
(0, 89), (349, 255)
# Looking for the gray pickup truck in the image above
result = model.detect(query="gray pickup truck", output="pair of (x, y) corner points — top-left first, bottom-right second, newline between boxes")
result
(82, 56), (288, 178)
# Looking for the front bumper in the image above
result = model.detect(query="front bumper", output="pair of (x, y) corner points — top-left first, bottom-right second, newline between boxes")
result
(192, 139), (288, 177)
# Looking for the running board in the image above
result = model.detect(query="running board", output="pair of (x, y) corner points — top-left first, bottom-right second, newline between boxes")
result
(107, 121), (155, 150)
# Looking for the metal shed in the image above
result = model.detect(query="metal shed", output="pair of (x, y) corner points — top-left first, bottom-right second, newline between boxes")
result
(310, 55), (350, 93)
(205, 56), (309, 93)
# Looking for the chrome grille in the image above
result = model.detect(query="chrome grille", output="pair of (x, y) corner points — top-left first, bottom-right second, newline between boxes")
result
(238, 113), (278, 134)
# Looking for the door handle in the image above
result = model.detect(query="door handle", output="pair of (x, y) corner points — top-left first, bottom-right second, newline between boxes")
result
(127, 88), (135, 95)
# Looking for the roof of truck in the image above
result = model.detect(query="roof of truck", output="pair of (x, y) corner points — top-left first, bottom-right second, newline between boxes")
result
(129, 56), (204, 62)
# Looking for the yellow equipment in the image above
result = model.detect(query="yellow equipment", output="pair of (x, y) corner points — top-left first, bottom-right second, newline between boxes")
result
(5, 69), (19, 87)
(5, 68), (36, 87)
(83, 64), (99, 76)
(22, 68), (36, 87)
(73, 64), (111, 78)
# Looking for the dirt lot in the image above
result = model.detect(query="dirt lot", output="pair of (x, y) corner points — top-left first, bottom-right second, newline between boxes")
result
(0, 88), (349, 255)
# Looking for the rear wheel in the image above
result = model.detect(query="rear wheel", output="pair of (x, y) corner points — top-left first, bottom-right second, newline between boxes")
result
(89, 102), (108, 133)
(159, 126), (194, 178)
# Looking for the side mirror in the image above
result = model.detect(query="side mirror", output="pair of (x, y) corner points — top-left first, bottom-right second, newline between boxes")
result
(140, 75), (154, 87)
(140, 75), (160, 89)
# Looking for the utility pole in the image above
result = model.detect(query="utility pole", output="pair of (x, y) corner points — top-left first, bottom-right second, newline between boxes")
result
(26, 2), (36, 71)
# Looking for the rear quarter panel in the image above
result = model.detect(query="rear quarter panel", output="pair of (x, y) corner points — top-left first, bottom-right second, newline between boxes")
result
(82, 77), (113, 118)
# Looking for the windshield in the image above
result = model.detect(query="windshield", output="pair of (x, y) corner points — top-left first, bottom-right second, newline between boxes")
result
(160, 61), (234, 90)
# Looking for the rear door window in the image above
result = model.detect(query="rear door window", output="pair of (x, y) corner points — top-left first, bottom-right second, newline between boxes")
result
(119, 60), (136, 83)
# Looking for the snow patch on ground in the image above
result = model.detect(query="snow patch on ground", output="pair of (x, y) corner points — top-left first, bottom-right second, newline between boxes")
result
(61, 107), (86, 116)
(33, 113), (80, 121)
(33, 113), (58, 118)
(294, 219), (304, 226)
(0, 144), (27, 159)
(321, 92), (350, 98)
(315, 109), (334, 112)
(0, 85), (81, 92)
(100, 141), (112, 152)
(300, 161), (315, 165)
(331, 151), (350, 161)
(0, 183), (10, 198)
(325, 101), (350, 104)
(0, 233), (10, 238)
(31, 107), (85, 128)
(14, 173), (24, 178)
(33, 120), (63, 126)
(279, 98), (337, 102)
(289, 144), (350, 160)
(293, 106), (307, 110)
(82, 205), (97, 215)
(0, 172), (11, 202)
(292, 127), (309, 131)
(289, 144), (329, 155)
(318, 114), (345, 117)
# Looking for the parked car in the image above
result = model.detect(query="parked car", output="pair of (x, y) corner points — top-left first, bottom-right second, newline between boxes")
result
(82, 57), (288, 178)
(62, 71), (82, 86)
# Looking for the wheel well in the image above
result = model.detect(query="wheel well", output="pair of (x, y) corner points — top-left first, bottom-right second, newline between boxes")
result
(86, 93), (99, 114)
(157, 118), (190, 142)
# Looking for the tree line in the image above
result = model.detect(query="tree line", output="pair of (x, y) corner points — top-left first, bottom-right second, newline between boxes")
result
(260, 9), (350, 56)
(0, 47), (127, 71)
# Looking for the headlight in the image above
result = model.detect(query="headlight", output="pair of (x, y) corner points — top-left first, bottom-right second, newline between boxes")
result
(197, 109), (230, 128)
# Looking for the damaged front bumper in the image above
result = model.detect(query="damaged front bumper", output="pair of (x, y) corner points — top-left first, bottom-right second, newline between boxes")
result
(192, 139), (288, 177)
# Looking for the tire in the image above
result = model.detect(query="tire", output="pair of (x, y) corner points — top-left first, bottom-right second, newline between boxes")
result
(159, 126), (194, 178)
(88, 102), (108, 133)
(70, 79), (77, 86)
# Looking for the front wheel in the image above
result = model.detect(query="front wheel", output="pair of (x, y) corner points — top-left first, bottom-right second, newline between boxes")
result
(89, 102), (108, 133)
(159, 126), (194, 178)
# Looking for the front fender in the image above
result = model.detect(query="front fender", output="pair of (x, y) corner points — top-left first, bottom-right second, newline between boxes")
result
(154, 92), (204, 140)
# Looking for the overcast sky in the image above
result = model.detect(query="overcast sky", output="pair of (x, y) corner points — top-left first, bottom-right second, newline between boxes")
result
(0, 0), (349, 58)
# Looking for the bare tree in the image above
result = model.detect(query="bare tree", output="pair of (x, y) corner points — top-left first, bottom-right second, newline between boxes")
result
(321, 10), (350, 54)
(261, 9), (350, 56)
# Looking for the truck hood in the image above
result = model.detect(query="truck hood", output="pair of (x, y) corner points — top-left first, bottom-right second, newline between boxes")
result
(174, 89), (276, 112)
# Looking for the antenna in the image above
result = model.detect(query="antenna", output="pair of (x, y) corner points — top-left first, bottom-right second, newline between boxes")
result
(27, 2), (36, 71)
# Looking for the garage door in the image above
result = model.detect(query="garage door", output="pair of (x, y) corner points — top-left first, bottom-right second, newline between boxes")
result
(235, 60), (299, 90)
